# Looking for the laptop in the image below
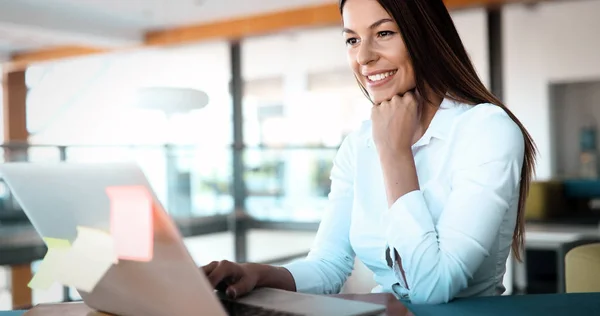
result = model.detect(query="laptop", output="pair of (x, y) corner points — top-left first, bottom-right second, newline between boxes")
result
(0, 162), (386, 316)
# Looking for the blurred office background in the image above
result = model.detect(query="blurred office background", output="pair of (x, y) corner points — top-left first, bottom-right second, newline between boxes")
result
(1, 0), (600, 310)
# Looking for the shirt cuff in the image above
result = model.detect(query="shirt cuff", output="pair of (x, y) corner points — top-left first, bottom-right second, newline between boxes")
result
(281, 259), (320, 294)
(381, 190), (435, 264)
(386, 246), (409, 289)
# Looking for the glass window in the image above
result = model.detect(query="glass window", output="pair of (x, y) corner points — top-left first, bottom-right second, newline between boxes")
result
(242, 28), (371, 222)
(243, 77), (284, 147)
(0, 70), (3, 143)
(27, 42), (232, 146)
(24, 41), (234, 218)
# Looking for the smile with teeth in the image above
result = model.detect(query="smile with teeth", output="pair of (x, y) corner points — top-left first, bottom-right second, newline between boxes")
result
(367, 70), (397, 82)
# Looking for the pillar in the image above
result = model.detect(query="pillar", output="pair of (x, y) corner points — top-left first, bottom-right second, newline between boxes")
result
(2, 69), (32, 309)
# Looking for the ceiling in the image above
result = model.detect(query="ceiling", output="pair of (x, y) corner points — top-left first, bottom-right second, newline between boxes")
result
(0, 0), (336, 60)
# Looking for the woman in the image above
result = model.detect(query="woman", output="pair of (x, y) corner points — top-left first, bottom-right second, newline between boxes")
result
(203, 0), (536, 304)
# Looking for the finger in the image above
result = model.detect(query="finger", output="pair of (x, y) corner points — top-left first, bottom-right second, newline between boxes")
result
(402, 90), (415, 101)
(216, 276), (239, 293)
(226, 276), (255, 299)
(371, 106), (379, 118)
(389, 94), (404, 106)
(201, 261), (219, 276)
(207, 262), (234, 288)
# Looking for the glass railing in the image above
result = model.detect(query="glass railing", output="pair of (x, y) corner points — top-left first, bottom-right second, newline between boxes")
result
(0, 144), (234, 222)
(245, 146), (336, 222)
(0, 143), (338, 224)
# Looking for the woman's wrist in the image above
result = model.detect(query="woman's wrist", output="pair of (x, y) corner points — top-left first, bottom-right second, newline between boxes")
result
(377, 146), (419, 207)
(245, 263), (297, 292)
(378, 146), (413, 168)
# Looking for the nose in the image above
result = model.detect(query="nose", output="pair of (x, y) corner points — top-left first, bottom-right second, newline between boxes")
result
(356, 40), (377, 66)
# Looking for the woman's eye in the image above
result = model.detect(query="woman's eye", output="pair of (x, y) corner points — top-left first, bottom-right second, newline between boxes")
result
(377, 31), (395, 37)
(346, 38), (359, 46)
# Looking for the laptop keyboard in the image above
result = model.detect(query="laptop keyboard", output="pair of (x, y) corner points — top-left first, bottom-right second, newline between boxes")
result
(220, 298), (302, 316)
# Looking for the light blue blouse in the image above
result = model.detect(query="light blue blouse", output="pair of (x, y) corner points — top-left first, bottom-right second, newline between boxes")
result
(283, 98), (525, 304)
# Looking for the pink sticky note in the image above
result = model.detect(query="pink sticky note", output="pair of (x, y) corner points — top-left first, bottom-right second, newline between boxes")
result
(106, 185), (154, 262)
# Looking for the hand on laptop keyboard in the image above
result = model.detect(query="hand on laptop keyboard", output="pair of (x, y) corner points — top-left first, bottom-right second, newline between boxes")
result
(203, 260), (260, 299)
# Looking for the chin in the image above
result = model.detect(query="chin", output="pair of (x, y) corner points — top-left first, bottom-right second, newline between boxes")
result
(369, 91), (396, 104)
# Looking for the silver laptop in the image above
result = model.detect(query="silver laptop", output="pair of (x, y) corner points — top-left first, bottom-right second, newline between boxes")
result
(0, 162), (386, 316)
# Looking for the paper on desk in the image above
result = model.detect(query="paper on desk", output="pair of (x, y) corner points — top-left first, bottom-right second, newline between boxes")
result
(54, 226), (117, 293)
(106, 185), (154, 262)
(27, 237), (71, 290)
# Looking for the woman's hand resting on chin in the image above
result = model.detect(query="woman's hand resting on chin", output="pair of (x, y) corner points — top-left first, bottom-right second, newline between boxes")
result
(371, 90), (424, 208)
(371, 90), (422, 154)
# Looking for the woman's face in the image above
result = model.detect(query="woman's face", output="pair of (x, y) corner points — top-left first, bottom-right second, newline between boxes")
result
(342, 0), (415, 104)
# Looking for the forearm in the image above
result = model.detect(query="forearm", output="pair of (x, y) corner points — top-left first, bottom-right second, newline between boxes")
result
(246, 263), (297, 292)
(379, 148), (420, 208)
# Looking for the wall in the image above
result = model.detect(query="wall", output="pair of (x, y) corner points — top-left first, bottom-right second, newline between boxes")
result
(504, 0), (600, 180)
(452, 8), (490, 88)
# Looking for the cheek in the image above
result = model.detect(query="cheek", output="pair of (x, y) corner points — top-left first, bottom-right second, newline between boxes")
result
(347, 52), (361, 75)
(388, 42), (415, 85)
(396, 57), (415, 86)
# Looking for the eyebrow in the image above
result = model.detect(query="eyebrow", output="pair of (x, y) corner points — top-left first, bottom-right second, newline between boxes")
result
(342, 18), (395, 34)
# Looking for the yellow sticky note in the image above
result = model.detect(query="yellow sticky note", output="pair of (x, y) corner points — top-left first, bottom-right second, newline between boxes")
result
(44, 237), (71, 249)
(28, 238), (71, 290)
(54, 226), (117, 293)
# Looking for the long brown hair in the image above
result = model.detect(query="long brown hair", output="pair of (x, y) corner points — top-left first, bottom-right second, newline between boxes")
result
(339, 0), (536, 261)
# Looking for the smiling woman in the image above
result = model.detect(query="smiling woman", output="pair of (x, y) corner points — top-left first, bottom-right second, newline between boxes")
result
(201, 0), (537, 305)
(342, 11), (414, 105)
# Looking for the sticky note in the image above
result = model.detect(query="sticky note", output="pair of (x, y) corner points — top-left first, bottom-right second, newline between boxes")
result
(28, 237), (71, 290)
(106, 185), (154, 262)
(44, 237), (71, 249)
(54, 226), (117, 293)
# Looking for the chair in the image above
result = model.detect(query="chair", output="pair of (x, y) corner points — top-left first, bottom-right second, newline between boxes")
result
(565, 241), (600, 293)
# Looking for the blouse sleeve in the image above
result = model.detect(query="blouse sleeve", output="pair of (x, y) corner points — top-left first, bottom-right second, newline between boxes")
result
(283, 133), (357, 294)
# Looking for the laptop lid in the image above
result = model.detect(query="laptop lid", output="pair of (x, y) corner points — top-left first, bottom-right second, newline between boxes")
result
(0, 162), (227, 316)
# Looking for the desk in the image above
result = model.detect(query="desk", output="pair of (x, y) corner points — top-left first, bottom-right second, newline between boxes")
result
(1, 292), (599, 316)
(337, 292), (600, 315)
(4, 297), (404, 316)
(405, 292), (600, 316)
(335, 294), (413, 316)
